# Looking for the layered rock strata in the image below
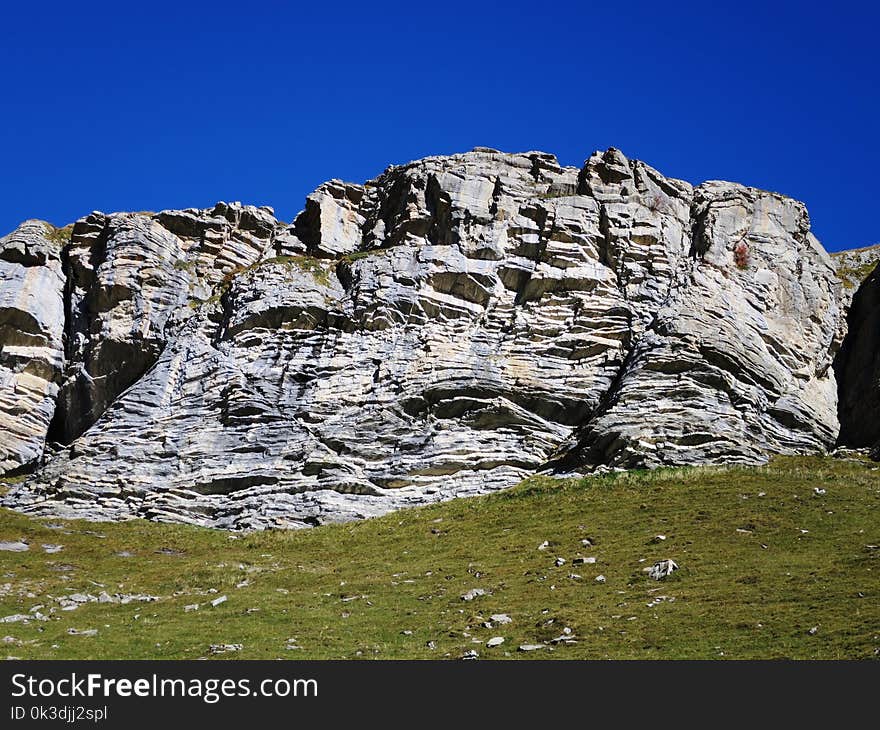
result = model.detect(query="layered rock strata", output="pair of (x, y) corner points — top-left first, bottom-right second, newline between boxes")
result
(0, 148), (851, 527)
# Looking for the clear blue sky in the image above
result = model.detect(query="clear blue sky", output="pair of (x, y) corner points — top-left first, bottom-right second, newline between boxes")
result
(2, 1), (876, 252)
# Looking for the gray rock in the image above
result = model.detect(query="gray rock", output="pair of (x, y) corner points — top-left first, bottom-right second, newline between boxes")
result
(0, 614), (31, 624)
(486, 636), (505, 647)
(490, 614), (512, 625)
(646, 559), (679, 580)
(209, 643), (242, 654)
(460, 588), (487, 601)
(517, 644), (546, 652)
(0, 221), (66, 474)
(0, 147), (859, 528)
(67, 628), (98, 636)
(0, 541), (29, 552)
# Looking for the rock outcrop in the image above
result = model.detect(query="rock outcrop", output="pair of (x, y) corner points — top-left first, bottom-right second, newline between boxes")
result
(0, 221), (66, 474)
(834, 260), (880, 451)
(0, 147), (854, 528)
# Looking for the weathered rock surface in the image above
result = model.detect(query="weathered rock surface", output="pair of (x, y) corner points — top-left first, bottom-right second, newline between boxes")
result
(50, 204), (276, 443)
(0, 221), (66, 473)
(0, 147), (861, 528)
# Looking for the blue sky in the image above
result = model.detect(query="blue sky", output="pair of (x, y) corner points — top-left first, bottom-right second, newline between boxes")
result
(1, 1), (876, 252)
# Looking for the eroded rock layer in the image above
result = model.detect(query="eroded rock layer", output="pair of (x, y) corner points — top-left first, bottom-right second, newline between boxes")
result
(0, 222), (66, 473)
(0, 148), (849, 528)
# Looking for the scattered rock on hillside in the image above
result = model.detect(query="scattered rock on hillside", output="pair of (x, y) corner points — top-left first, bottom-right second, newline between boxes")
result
(460, 588), (487, 601)
(518, 644), (546, 652)
(209, 643), (242, 654)
(646, 559), (679, 580)
(0, 542), (29, 552)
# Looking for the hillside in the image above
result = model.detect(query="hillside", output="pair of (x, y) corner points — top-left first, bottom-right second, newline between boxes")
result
(833, 242), (880, 296)
(1, 454), (878, 660)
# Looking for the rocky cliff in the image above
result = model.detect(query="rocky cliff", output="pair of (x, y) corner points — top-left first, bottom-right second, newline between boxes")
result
(0, 147), (868, 528)
(833, 245), (880, 452)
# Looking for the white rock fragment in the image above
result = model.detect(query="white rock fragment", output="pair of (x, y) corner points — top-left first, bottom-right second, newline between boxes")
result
(209, 644), (242, 654)
(646, 560), (679, 580)
(460, 588), (486, 601)
(0, 615), (31, 624)
(67, 628), (98, 637)
(0, 542), (29, 552)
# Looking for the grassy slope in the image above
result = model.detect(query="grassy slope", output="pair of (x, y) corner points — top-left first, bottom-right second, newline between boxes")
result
(1, 455), (878, 660)
(832, 242), (880, 290)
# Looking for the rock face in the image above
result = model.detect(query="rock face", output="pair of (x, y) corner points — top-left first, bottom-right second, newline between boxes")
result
(0, 147), (853, 528)
(0, 221), (66, 474)
(834, 261), (880, 450)
(49, 205), (276, 443)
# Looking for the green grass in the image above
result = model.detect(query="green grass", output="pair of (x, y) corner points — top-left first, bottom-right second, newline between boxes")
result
(837, 261), (878, 289)
(42, 222), (74, 247)
(1, 455), (878, 660)
(341, 247), (393, 264)
(257, 255), (333, 286)
(833, 245), (880, 289)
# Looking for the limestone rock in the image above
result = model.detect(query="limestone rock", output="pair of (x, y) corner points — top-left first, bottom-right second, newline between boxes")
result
(0, 221), (66, 473)
(0, 146), (858, 528)
(51, 204), (276, 443)
(550, 166), (843, 469)
(646, 559), (679, 580)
